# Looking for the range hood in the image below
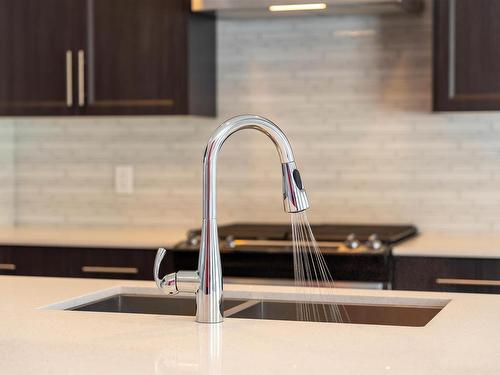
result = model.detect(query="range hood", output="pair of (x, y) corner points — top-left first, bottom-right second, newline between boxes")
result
(192, 0), (424, 16)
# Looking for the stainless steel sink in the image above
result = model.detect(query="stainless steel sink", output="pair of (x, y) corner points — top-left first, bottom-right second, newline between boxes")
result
(68, 294), (443, 326)
(68, 294), (248, 317)
(56, 285), (447, 327)
(230, 300), (443, 327)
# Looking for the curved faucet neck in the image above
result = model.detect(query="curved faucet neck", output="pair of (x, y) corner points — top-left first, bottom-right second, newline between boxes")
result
(202, 115), (296, 220)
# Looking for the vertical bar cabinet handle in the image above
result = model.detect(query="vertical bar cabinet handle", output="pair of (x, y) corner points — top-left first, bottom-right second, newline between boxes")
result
(78, 50), (85, 107)
(65, 50), (73, 107)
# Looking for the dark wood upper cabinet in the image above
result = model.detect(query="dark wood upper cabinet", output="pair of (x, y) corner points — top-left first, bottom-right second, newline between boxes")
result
(434, 0), (500, 111)
(80, 0), (185, 115)
(0, 0), (215, 116)
(0, 0), (79, 115)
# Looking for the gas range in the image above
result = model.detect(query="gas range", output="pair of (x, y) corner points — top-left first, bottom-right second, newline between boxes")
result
(176, 223), (417, 255)
(171, 223), (418, 289)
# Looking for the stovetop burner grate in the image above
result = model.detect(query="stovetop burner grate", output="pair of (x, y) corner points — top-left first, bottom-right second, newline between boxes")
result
(197, 223), (417, 245)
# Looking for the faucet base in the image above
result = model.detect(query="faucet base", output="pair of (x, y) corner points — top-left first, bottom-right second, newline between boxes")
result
(196, 218), (224, 324)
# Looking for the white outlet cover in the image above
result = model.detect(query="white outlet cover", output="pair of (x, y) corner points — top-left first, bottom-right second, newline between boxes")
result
(115, 165), (134, 194)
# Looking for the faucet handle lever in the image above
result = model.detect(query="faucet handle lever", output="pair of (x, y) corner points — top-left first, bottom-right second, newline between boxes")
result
(154, 248), (178, 294)
(154, 248), (200, 295)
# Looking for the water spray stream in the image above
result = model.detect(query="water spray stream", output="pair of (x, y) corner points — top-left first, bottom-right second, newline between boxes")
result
(291, 211), (350, 323)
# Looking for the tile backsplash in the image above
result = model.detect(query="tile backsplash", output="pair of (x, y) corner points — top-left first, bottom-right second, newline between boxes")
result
(4, 2), (500, 233)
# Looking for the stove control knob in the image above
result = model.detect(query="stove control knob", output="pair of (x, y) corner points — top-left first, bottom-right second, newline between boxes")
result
(225, 235), (236, 249)
(187, 232), (200, 247)
(345, 233), (360, 249)
(366, 234), (383, 251)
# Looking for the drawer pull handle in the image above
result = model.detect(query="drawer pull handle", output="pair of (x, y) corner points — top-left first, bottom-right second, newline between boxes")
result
(78, 50), (85, 107)
(66, 50), (73, 107)
(436, 278), (500, 287)
(0, 263), (16, 271)
(82, 266), (139, 275)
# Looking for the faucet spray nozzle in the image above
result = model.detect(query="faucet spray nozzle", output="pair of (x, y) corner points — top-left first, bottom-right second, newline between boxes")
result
(282, 161), (310, 213)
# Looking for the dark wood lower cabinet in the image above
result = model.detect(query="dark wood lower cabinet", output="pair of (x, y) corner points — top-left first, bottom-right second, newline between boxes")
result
(393, 256), (500, 294)
(0, 245), (390, 285)
(0, 245), (174, 281)
(6, 247), (499, 295)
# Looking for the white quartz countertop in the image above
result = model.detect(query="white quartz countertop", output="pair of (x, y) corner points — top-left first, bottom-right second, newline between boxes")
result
(393, 233), (500, 259)
(1, 276), (500, 374)
(0, 226), (188, 249)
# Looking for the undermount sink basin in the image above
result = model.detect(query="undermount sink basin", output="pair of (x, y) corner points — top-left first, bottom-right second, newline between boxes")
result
(229, 300), (443, 327)
(62, 290), (446, 327)
(68, 294), (248, 317)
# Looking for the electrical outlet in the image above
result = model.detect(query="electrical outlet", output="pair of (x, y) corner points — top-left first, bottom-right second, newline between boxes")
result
(115, 165), (134, 194)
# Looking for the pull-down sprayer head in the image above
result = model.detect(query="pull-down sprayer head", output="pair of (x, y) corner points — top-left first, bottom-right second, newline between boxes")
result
(282, 161), (309, 213)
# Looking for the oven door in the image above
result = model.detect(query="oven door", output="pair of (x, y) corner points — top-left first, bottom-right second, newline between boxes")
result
(224, 277), (385, 290)
(171, 248), (391, 289)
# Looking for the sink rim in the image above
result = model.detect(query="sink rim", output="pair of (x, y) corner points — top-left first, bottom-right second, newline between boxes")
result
(66, 293), (250, 317)
(59, 292), (448, 327)
(41, 285), (450, 312)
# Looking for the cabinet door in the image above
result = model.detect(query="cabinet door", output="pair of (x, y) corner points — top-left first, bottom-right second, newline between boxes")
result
(0, 0), (80, 115)
(434, 0), (500, 111)
(78, 0), (189, 115)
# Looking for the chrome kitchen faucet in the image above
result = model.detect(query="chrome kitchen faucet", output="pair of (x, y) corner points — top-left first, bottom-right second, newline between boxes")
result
(154, 114), (309, 323)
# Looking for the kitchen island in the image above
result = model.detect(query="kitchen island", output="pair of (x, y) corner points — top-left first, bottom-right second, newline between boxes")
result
(1, 275), (499, 374)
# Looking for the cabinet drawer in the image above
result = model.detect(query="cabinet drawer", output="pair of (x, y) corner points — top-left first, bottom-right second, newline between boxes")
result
(0, 247), (17, 275)
(11, 247), (81, 277)
(393, 256), (500, 294)
(0, 246), (160, 280)
(76, 248), (157, 280)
